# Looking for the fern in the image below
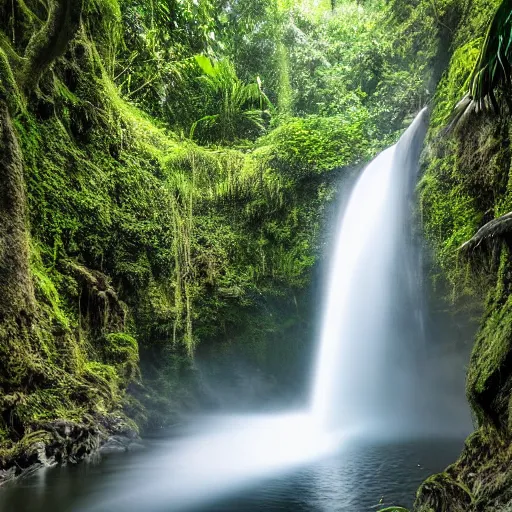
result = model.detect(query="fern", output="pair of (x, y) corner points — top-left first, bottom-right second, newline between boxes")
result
(190, 56), (273, 142)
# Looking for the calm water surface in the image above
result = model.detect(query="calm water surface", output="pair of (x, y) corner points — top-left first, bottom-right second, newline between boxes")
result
(0, 435), (463, 512)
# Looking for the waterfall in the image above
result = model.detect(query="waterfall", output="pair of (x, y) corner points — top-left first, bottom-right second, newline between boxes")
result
(77, 110), (434, 512)
(311, 109), (429, 430)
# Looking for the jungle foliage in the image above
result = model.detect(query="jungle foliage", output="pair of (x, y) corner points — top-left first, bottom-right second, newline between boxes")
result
(3, 0), (512, 508)
(0, 0), (468, 466)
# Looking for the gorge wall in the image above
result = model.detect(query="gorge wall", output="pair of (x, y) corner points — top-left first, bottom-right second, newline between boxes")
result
(414, 1), (512, 510)
(2, 1), (512, 510)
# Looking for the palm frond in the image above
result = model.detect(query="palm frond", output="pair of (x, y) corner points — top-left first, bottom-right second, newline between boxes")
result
(450, 0), (512, 129)
(191, 55), (274, 142)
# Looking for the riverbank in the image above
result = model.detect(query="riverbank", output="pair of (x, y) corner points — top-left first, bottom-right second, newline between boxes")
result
(0, 418), (140, 486)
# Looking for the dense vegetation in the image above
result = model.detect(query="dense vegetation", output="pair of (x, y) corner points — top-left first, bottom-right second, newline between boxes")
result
(4, 0), (512, 510)
(0, 0), (437, 472)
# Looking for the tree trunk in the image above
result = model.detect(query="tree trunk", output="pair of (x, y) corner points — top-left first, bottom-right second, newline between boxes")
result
(22, 0), (84, 90)
(0, 101), (34, 321)
(460, 211), (512, 253)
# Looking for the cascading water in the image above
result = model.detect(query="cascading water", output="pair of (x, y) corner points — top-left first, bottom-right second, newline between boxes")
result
(312, 109), (429, 430)
(75, 110), (437, 512)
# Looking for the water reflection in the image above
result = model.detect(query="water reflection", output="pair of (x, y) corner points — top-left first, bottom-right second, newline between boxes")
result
(0, 425), (465, 512)
(75, 413), (346, 512)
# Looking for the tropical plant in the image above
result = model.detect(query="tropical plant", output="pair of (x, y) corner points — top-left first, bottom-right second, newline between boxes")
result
(450, 0), (512, 127)
(117, 0), (219, 127)
(190, 56), (273, 143)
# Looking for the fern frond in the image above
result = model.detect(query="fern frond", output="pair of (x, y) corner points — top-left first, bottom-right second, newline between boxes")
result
(191, 55), (273, 142)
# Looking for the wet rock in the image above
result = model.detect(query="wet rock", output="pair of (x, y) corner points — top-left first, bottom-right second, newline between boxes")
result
(0, 416), (142, 486)
(0, 467), (16, 482)
(99, 434), (144, 454)
(42, 420), (103, 465)
(0, 421), (104, 486)
(100, 437), (128, 454)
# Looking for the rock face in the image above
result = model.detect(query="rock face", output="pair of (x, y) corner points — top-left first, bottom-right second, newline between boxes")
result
(0, 419), (140, 485)
(414, 1), (512, 508)
(0, 421), (101, 484)
(413, 237), (512, 512)
(414, 427), (512, 511)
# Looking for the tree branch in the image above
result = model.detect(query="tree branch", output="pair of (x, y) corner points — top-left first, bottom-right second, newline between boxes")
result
(428, 0), (454, 35)
(21, 0), (84, 91)
(460, 212), (512, 253)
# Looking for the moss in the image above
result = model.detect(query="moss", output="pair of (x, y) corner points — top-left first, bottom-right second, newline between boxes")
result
(0, 101), (34, 316)
(83, 361), (121, 410)
(464, 245), (512, 429)
(20, 0), (85, 91)
(15, 389), (85, 423)
(413, 1), (512, 511)
(429, 39), (481, 133)
(0, 0), (362, 458)
(0, 49), (24, 113)
(419, 148), (484, 299)
(413, 427), (512, 511)
(257, 114), (369, 180)
(31, 244), (70, 330)
(0, 430), (52, 466)
(104, 333), (140, 382)
(415, 472), (474, 512)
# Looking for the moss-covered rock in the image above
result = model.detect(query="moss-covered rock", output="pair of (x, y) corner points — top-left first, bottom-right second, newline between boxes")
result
(414, 1), (512, 511)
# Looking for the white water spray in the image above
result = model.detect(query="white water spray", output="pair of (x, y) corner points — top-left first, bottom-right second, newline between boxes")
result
(312, 109), (429, 430)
